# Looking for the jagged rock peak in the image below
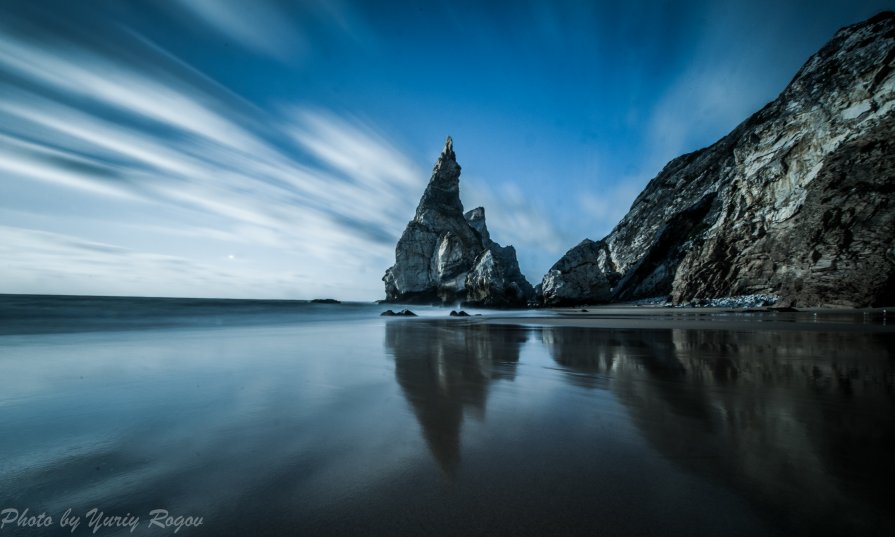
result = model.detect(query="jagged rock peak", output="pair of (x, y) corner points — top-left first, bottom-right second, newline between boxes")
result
(439, 136), (455, 162)
(431, 136), (460, 185)
(384, 138), (535, 306)
(415, 136), (463, 219)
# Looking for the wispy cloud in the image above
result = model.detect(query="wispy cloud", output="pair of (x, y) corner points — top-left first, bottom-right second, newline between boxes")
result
(463, 179), (565, 282)
(577, 180), (646, 239)
(3, 0), (882, 298)
(171, 0), (304, 61)
(0, 225), (273, 298)
(0, 27), (424, 299)
(640, 0), (842, 165)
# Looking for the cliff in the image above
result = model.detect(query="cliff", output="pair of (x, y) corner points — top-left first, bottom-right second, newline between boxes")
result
(539, 12), (895, 307)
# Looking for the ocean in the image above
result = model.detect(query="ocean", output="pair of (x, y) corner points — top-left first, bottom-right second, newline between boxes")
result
(0, 295), (892, 536)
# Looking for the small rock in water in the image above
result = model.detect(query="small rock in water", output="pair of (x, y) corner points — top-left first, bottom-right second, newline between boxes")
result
(311, 298), (341, 304)
(580, 309), (589, 313)
(381, 309), (417, 317)
(450, 310), (470, 317)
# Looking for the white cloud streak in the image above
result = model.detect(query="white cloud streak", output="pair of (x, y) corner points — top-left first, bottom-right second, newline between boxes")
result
(171, 0), (305, 61)
(0, 30), (425, 299)
(0, 225), (301, 299)
(463, 179), (565, 281)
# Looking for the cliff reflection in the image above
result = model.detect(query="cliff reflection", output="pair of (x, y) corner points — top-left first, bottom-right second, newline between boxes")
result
(543, 326), (895, 535)
(385, 321), (526, 474)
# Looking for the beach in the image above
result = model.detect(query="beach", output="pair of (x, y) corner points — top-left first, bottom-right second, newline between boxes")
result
(1, 295), (892, 536)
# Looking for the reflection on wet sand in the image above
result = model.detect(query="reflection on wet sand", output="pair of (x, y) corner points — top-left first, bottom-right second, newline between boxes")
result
(385, 321), (526, 474)
(542, 326), (895, 536)
(542, 327), (687, 389)
(386, 318), (894, 535)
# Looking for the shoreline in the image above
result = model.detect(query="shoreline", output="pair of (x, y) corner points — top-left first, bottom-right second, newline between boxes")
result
(405, 304), (894, 333)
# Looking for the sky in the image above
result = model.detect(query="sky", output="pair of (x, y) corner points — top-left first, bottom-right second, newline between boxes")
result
(0, 0), (890, 300)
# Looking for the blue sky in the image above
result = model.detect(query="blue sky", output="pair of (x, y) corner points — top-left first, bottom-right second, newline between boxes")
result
(0, 0), (890, 300)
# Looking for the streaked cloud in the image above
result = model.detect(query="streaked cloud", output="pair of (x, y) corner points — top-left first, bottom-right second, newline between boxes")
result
(463, 179), (565, 281)
(0, 23), (424, 299)
(171, 0), (304, 61)
(577, 181), (646, 240)
(0, 225), (269, 298)
(1, 0), (888, 298)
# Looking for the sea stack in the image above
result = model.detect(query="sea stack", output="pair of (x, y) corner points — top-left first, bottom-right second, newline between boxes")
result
(383, 137), (534, 306)
(539, 11), (895, 308)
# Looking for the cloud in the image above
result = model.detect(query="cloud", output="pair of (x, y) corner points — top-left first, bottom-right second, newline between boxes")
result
(165, 0), (380, 63)
(638, 0), (865, 165)
(170, 0), (304, 61)
(462, 179), (565, 282)
(0, 28), (425, 299)
(0, 225), (262, 298)
(0, 134), (138, 200)
(0, 33), (275, 159)
(577, 180), (646, 240)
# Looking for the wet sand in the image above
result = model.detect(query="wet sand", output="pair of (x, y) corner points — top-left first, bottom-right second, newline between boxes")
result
(460, 304), (892, 331)
(1, 296), (892, 536)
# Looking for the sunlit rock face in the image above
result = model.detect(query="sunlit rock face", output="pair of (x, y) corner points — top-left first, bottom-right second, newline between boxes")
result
(540, 12), (895, 307)
(538, 239), (620, 306)
(383, 138), (534, 306)
(464, 208), (535, 307)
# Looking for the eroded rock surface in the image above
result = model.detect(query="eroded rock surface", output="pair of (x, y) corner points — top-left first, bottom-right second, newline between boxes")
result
(384, 138), (534, 306)
(540, 12), (895, 307)
(538, 239), (619, 306)
(464, 208), (534, 307)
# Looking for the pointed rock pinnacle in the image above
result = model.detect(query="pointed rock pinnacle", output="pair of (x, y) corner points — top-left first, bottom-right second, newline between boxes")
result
(432, 135), (459, 179)
(384, 135), (535, 306)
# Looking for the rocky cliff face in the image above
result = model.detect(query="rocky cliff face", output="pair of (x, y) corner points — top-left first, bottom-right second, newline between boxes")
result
(536, 239), (619, 306)
(384, 138), (534, 306)
(463, 207), (535, 307)
(540, 11), (895, 308)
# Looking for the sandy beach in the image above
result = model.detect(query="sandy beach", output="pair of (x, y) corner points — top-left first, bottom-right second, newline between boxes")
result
(2, 295), (892, 536)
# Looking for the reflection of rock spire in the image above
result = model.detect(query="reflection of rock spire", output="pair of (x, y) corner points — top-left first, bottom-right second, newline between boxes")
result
(385, 321), (525, 476)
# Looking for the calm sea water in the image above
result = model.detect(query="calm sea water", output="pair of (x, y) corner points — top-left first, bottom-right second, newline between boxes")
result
(0, 295), (892, 536)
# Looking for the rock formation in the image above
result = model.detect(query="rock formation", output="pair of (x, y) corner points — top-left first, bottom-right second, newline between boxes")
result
(383, 137), (534, 306)
(536, 239), (619, 306)
(539, 11), (895, 307)
(463, 207), (535, 307)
